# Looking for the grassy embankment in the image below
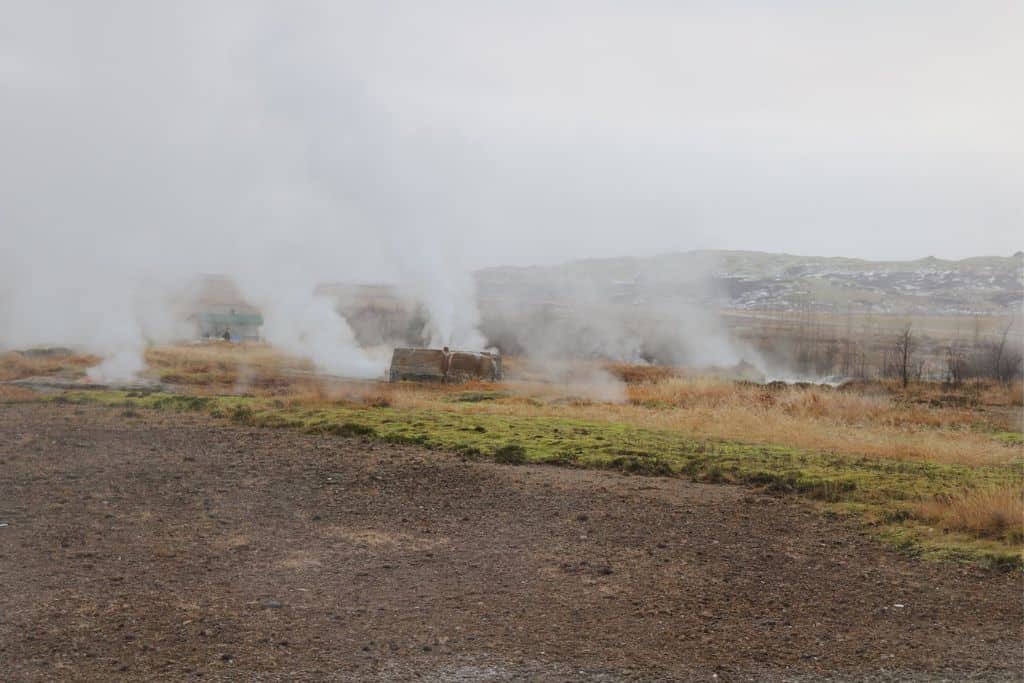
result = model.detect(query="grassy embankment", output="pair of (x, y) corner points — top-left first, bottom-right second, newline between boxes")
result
(3, 344), (1021, 568)
(57, 384), (1024, 569)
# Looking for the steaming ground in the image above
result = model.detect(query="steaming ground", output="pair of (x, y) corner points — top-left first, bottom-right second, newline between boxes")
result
(1, 402), (1020, 682)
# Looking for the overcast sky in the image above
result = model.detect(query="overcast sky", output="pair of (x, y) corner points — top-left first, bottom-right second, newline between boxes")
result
(2, 1), (1021, 275)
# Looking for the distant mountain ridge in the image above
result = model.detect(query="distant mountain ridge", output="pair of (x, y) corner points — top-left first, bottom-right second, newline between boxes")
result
(476, 250), (1024, 315)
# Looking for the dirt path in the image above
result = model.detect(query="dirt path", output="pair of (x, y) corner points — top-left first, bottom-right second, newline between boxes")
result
(0, 403), (1020, 682)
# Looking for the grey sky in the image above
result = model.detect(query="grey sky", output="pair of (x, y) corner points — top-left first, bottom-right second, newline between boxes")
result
(2, 0), (1021, 273)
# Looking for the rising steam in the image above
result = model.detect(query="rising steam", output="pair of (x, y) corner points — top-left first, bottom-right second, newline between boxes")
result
(0, 3), (774, 381)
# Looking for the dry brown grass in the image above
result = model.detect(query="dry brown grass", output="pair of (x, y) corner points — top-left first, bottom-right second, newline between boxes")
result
(260, 358), (1023, 467)
(879, 378), (1024, 409)
(629, 378), (989, 428)
(280, 381), (395, 408)
(143, 343), (308, 391)
(605, 362), (680, 384)
(912, 486), (1024, 544)
(0, 350), (99, 381)
(0, 384), (42, 401)
(4, 345), (1020, 468)
(379, 374), (1021, 467)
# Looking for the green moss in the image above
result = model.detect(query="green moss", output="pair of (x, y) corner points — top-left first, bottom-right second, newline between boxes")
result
(325, 422), (377, 438)
(879, 524), (1023, 572)
(444, 391), (510, 403)
(992, 432), (1024, 446)
(493, 444), (528, 464)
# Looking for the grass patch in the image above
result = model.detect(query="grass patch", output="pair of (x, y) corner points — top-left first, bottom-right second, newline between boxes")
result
(325, 422), (377, 438)
(445, 390), (511, 403)
(493, 444), (528, 464)
(993, 432), (1024, 446)
(879, 524), (1023, 572)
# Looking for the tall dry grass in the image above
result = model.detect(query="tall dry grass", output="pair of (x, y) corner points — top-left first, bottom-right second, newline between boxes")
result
(382, 375), (1022, 467)
(256, 360), (1021, 467)
(3, 344), (1020, 468)
(143, 343), (306, 390)
(879, 378), (1024, 409)
(0, 350), (99, 381)
(629, 378), (993, 429)
(912, 487), (1024, 543)
(0, 384), (42, 401)
(605, 362), (680, 384)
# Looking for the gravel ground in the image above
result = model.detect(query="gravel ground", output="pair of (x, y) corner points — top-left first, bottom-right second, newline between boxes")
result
(0, 402), (1020, 682)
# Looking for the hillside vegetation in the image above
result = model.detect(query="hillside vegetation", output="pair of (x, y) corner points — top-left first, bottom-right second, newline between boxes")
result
(477, 250), (1024, 315)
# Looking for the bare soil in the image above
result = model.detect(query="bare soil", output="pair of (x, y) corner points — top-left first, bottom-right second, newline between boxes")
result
(0, 403), (1021, 682)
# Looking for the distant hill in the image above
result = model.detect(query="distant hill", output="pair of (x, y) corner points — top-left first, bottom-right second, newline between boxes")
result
(476, 250), (1024, 315)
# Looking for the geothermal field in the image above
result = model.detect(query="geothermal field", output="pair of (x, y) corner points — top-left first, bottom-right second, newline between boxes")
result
(1, 286), (1022, 680)
(3, 3), (1023, 681)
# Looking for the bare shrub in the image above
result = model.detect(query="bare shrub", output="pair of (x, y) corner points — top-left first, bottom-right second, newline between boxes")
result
(884, 324), (919, 388)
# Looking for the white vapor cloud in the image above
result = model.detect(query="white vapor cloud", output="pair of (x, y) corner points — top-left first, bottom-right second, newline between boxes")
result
(1, 1), (1020, 376)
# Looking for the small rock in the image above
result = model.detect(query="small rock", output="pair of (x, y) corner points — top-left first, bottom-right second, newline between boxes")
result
(261, 600), (283, 609)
